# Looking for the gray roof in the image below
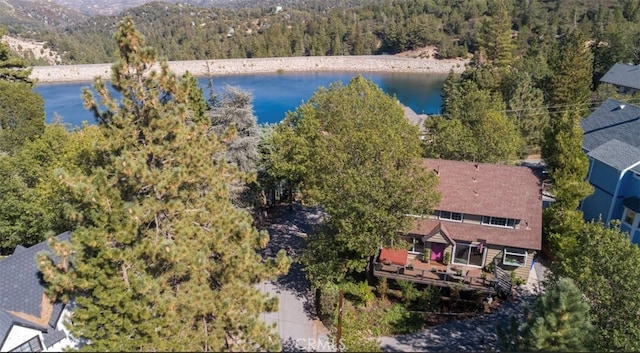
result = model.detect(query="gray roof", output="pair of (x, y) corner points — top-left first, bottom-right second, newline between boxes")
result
(587, 139), (640, 171)
(600, 63), (640, 90)
(403, 105), (428, 133)
(582, 98), (640, 151)
(0, 232), (71, 349)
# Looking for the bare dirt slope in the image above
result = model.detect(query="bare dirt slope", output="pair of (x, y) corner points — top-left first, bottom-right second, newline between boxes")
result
(3, 35), (61, 65)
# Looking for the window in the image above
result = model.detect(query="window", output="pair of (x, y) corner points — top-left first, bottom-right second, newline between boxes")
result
(439, 211), (463, 222)
(407, 237), (425, 254)
(482, 216), (516, 228)
(503, 248), (527, 267)
(10, 336), (42, 352)
(453, 242), (485, 267)
(623, 208), (637, 227)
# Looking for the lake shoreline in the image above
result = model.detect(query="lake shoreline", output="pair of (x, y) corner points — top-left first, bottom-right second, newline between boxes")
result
(31, 55), (468, 84)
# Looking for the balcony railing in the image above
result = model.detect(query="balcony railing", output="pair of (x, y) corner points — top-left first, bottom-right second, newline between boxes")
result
(372, 260), (498, 293)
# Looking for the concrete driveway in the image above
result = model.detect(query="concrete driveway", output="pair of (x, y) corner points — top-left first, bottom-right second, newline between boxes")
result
(258, 205), (332, 352)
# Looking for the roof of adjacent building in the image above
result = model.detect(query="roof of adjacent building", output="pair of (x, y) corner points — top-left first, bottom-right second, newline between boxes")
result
(599, 63), (640, 90)
(378, 248), (409, 266)
(409, 159), (543, 250)
(0, 232), (70, 349)
(403, 105), (428, 134)
(582, 98), (640, 172)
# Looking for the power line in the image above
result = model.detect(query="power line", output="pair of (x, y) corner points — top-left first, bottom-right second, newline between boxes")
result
(428, 96), (640, 120)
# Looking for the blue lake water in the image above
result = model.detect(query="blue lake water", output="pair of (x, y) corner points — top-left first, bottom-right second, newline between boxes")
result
(35, 72), (446, 127)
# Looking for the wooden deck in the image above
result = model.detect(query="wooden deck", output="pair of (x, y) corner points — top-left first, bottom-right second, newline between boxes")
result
(373, 259), (499, 293)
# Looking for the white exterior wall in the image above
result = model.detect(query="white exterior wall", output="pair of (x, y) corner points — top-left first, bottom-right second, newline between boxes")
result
(1, 325), (43, 352)
(1, 307), (77, 352)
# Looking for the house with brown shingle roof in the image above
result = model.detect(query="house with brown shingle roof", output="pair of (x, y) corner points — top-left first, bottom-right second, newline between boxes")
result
(374, 159), (542, 290)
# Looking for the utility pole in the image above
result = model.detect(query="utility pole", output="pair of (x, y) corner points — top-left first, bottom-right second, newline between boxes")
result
(337, 288), (343, 353)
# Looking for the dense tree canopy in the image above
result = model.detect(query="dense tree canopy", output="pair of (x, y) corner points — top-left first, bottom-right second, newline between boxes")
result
(38, 18), (289, 351)
(425, 79), (523, 162)
(549, 221), (640, 352)
(267, 76), (439, 285)
(0, 123), (103, 254)
(4, 0), (635, 66)
(0, 30), (44, 154)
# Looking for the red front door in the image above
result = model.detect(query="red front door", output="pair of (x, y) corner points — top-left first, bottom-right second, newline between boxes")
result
(431, 243), (446, 262)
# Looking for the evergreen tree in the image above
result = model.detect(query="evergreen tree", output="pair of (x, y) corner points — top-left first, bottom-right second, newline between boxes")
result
(0, 27), (33, 84)
(431, 80), (523, 163)
(206, 85), (261, 209)
(502, 70), (549, 152)
(0, 29), (44, 153)
(498, 278), (593, 352)
(542, 110), (592, 210)
(38, 18), (289, 351)
(477, 0), (515, 68)
(548, 30), (593, 118)
(549, 221), (640, 352)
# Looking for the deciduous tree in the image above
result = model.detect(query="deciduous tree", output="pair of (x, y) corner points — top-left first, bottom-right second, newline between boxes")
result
(269, 76), (439, 285)
(0, 123), (102, 254)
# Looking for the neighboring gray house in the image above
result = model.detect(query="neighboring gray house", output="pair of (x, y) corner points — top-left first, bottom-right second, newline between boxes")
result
(599, 63), (640, 94)
(402, 104), (428, 139)
(580, 98), (640, 243)
(0, 232), (76, 352)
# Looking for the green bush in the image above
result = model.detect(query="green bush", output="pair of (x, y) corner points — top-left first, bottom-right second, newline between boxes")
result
(343, 281), (376, 307)
(444, 251), (451, 265)
(381, 304), (424, 334)
(376, 277), (388, 300)
(397, 280), (421, 306)
(318, 283), (340, 322)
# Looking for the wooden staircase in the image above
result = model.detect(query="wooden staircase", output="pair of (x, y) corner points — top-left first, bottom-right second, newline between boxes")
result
(494, 265), (512, 295)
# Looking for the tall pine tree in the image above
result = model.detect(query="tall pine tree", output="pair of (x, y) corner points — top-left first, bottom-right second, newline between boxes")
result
(498, 278), (593, 352)
(38, 18), (289, 351)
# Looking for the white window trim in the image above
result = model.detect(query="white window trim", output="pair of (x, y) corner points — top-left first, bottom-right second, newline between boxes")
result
(452, 242), (486, 268)
(503, 248), (527, 267)
(482, 216), (516, 228)
(438, 210), (463, 222)
(623, 207), (637, 228)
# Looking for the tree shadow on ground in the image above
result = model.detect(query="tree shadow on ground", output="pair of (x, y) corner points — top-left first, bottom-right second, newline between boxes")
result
(259, 204), (324, 320)
(380, 293), (537, 352)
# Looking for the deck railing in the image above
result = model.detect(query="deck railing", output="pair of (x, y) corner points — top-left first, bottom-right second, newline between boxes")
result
(372, 261), (497, 293)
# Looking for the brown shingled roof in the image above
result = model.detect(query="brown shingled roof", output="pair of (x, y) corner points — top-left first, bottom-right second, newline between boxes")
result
(413, 159), (543, 250)
(424, 159), (541, 220)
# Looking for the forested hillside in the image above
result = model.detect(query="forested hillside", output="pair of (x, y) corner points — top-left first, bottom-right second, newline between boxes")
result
(3, 0), (638, 69)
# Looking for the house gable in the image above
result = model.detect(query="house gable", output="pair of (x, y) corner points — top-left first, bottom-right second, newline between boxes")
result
(1, 324), (44, 352)
(418, 222), (455, 245)
(0, 233), (73, 352)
